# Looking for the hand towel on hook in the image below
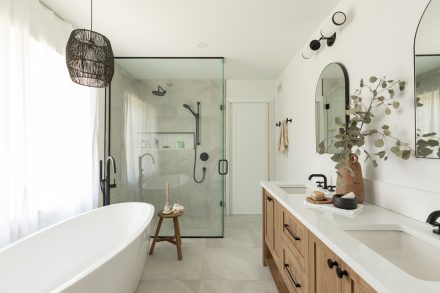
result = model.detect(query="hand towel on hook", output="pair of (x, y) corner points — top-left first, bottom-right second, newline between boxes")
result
(278, 119), (289, 154)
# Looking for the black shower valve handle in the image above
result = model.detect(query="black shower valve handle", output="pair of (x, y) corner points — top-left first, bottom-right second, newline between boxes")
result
(109, 179), (117, 189)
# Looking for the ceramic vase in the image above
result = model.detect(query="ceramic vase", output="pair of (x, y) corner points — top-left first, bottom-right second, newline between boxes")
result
(336, 153), (365, 204)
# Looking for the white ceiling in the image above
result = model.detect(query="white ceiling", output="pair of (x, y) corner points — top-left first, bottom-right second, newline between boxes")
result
(115, 58), (224, 80)
(42, 0), (339, 79)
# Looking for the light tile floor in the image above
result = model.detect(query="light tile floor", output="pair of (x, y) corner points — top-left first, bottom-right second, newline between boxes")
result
(136, 215), (278, 293)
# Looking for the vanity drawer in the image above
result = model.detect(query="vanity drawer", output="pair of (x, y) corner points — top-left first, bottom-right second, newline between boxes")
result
(281, 208), (309, 271)
(282, 243), (309, 293)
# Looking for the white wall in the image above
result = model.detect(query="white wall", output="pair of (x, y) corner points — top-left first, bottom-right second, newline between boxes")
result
(275, 0), (440, 223)
(226, 80), (275, 99)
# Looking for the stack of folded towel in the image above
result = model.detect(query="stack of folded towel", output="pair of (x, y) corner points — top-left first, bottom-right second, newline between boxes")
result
(172, 203), (184, 213)
(163, 203), (184, 214)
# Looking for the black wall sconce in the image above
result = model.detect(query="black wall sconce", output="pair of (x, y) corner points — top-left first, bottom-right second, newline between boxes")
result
(309, 32), (337, 51)
(302, 11), (347, 59)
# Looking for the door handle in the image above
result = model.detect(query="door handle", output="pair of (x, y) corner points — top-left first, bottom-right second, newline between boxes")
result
(218, 159), (228, 175)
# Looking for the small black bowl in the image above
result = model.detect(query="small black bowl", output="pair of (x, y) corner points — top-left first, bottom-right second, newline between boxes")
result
(333, 194), (357, 210)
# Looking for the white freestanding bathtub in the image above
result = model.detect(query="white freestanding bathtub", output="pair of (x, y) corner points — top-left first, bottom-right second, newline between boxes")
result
(0, 202), (154, 293)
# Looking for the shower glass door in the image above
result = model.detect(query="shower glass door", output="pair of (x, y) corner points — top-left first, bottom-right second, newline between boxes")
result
(106, 58), (225, 237)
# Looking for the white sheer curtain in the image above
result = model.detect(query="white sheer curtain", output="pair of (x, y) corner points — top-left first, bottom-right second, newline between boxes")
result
(417, 71), (440, 135)
(124, 85), (158, 202)
(0, 0), (100, 247)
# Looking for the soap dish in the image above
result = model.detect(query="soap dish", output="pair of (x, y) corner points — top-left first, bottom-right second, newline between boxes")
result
(333, 194), (357, 210)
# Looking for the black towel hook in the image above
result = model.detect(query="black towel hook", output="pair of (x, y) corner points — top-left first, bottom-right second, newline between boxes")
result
(275, 118), (293, 127)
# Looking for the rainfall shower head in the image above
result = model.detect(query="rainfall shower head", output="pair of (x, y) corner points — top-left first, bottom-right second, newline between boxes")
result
(183, 104), (198, 117)
(152, 85), (166, 96)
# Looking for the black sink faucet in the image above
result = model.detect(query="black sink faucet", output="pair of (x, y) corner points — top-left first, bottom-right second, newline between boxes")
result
(427, 211), (440, 235)
(308, 174), (328, 189)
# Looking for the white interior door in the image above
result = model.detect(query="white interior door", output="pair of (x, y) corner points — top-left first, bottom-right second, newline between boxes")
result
(230, 102), (268, 214)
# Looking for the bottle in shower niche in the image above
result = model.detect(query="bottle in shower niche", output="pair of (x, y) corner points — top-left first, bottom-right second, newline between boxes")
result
(175, 141), (185, 149)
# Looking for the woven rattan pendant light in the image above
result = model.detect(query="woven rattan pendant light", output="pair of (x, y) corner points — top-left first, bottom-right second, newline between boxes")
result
(66, 0), (114, 88)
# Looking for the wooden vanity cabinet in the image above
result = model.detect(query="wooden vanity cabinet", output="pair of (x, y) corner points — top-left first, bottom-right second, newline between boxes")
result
(262, 188), (376, 293)
(281, 208), (309, 271)
(263, 190), (288, 292)
(309, 233), (376, 293)
(282, 243), (309, 293)
(309, 233), (343, 293)
(340, 260), (376, 293)
(263, 189), (274, 251)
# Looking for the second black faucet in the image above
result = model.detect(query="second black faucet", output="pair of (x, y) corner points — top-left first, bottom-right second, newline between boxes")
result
(308, 174), (328, 190)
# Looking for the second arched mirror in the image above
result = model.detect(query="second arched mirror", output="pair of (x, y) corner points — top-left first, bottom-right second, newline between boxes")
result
(415, 0), (440, 158)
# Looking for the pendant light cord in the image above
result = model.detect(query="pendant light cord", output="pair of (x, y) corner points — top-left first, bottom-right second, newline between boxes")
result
(90, 0), (93, 31)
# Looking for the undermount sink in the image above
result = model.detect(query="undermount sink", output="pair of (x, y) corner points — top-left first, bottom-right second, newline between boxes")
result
(279, 185), (308, 195)
(344, 225), (440, 281)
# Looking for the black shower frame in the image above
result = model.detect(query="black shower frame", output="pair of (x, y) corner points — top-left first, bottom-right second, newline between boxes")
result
(103, 57), (225, 238)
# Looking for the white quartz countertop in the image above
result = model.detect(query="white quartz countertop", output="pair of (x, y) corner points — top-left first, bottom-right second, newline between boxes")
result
(260, 181), (440, 293)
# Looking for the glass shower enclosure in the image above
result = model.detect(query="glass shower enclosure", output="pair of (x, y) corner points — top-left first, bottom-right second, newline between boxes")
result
(105, 58), (225, 237)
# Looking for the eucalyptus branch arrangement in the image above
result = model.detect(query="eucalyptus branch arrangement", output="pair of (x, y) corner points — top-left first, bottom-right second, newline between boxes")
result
(319, 76), (411, 175)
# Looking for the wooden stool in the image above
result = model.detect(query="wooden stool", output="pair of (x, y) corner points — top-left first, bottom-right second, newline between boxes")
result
(149, 210), (184, 261)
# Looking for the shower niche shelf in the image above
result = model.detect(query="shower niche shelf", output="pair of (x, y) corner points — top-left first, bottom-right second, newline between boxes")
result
(137, 132), (195, 151)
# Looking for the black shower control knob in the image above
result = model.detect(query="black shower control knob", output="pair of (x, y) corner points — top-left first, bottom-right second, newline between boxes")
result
(200, 152), (209, 161)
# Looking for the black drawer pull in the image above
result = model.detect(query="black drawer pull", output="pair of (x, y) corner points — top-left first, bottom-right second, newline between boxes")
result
(284, 264), (301, 288)
(336, 267), (348, 279)
(267, 196), (273, 202)
(284, 224), (301, 240)
(327, 258), (338, 269)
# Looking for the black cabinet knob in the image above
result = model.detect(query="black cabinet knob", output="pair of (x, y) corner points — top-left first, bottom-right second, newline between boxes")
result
(267, 196), (273, 202)
(327, 259), (338, 269)
(336, 267), (348, 278)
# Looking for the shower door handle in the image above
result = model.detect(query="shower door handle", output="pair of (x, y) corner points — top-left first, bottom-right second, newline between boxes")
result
(218, 159), (228, 175)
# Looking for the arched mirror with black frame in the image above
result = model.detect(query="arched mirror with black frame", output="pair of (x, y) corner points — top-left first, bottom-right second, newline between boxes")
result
(414, 0), (440, 158)
(315, 63), (349, 154)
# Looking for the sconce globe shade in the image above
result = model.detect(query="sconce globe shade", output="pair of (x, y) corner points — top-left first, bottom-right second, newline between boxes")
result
(66, 29), (114, 88)
(332, 11), (346, 26)
(302, 50), (313, 59)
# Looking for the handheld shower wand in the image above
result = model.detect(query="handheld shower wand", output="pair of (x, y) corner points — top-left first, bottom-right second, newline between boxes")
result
(183, 102), (206, 183)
